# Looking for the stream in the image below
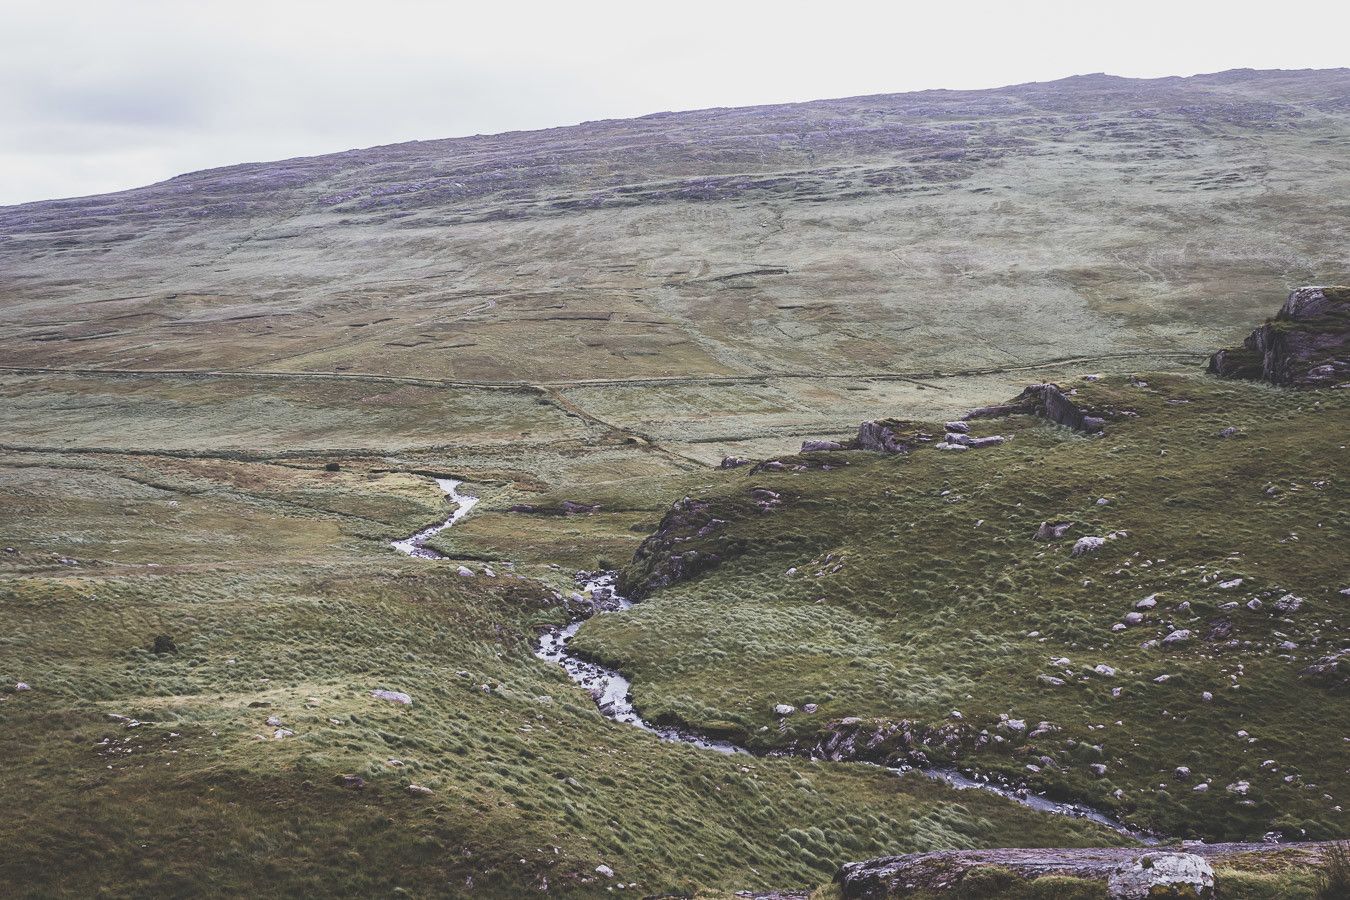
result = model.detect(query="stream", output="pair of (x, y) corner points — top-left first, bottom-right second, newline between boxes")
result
(390, 477), (479, 559)
(395, 477), (1156, 843)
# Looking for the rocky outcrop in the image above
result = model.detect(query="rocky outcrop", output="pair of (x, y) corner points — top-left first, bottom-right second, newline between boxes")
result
(801, 716), (979, 771)
(1209, 286), (1349, 387)
(1299, 649), (1348, 690)
(834, 843), (1332, 899)
(966, 383), (1106, 433)
(617, 496), (743, 598)
(719, 456), (750, 468)
(856, 419), (936, 453)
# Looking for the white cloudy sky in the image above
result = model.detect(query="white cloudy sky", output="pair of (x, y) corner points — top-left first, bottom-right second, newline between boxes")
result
(2, 0), (1346, 205)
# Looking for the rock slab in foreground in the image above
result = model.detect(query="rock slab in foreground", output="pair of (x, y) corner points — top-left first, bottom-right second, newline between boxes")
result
(1208, 286), (1349, 387)
(835, 843), (1331, 898)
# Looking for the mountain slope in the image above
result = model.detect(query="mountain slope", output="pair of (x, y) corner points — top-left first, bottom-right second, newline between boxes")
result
(2, 69), (1348, 388)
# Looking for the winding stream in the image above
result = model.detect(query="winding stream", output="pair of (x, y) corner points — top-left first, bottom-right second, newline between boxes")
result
(395, 477), (1156, 842)
(391, 478), (479, 558)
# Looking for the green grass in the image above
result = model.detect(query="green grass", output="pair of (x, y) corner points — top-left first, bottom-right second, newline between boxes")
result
(579, 372), (1349, 842)
(0, 446), (1123, 898)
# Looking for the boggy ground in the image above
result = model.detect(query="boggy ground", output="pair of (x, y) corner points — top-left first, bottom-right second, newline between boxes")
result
(0, 429), (1128, 898)
(579, 372), (1349, 844)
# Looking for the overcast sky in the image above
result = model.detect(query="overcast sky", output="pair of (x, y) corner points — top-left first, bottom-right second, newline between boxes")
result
(2, 0), (1346, 206)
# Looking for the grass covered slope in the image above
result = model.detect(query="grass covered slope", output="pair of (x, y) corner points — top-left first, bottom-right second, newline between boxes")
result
(0, 450), (1124, 898)
(2, 70), (1347, 388)
(580, 372), (1349, 841)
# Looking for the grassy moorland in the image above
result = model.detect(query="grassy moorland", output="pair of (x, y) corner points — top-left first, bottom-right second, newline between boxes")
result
(578, 371), (1349, 845)
(0, 445), (1126, 898)
(2, 68), (1348, 897)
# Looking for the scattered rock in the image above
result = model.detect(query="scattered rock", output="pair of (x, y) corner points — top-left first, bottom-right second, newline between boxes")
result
(774, 704), (795, 716)
(1162, 629), (1192, 646)
(944, 421), (970, 434)
(968, 435), (1006, 448)
(1136, 595), (1158, 610)
(1175, 766), (1191, 780)
(800, 439), (844, 452)
(1124, 612), (1144, 626)
(1107, 852), (1214, 899)
(1094, 664), (1117, 677)
(266, 715), (283, 727)
(720, 456), (749, 469)
(1217, 578), (1243, 589)
(1034, 521), (1073, 540)
(456, 565), (474, 577)
(595, 865), (615, 878)
(406, 783), (434, 797)
(1073, 536), (1107, 557)
(1246, 598), (1263, 611)
(1217, 426), (1240, 438)
(1273, 593), (1304, 613)
(1227, 780), (1250, 795)
(371, 689), (413, 705)
(14, 682), (31, 692)
(803, 703), (819, 713)
(334, 774), (366, 789)
(1038, 674), (1066, 687)
(1299, 649), (1348, 688)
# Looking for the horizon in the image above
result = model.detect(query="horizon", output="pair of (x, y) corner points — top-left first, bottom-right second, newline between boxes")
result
(4, 0), (1349, 205)
(3, 65), (1342, 209)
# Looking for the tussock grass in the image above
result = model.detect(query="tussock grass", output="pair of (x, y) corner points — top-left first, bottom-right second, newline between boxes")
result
(585, 373), (1349, 842)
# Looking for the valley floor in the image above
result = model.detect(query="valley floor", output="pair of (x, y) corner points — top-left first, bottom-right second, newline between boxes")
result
(1, 362), (1344, 897)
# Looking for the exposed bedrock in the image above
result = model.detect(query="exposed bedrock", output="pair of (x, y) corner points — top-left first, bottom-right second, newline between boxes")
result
(966, 382), (1107, 433)
(617, 496), (745, 598)
(834, 842), (1335, 899)
(1208, 286), (1349, 388)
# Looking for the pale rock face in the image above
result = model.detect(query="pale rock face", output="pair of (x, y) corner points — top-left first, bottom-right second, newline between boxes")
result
(1274, 593), (1303, 613)
(774, 703), (795, 716)
(1107, 852), (1214, 899)
(371, 689), (413, 705)
(1072, 536), (1107, 557)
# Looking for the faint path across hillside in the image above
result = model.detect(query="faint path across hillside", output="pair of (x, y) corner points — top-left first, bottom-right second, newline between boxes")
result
(0, 348), (1209, 390)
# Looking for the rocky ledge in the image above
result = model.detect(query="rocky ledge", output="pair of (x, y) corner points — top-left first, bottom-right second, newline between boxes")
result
(966, 382), (1107, 433)
(835, 842), (1335, 899)
(1208, 286), (1349, 388)
(617, 496), (744, 599)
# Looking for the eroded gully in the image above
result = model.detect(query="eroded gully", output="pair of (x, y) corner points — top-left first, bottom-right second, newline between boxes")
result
(394, 477), (1157, 843)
